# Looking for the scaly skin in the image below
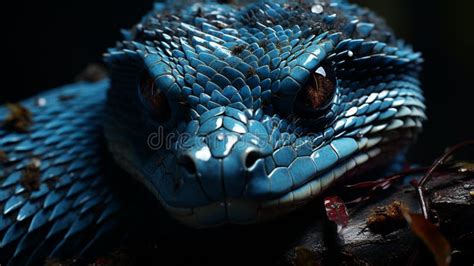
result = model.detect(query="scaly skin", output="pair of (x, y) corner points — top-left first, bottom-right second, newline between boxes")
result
(0, 0), (425, 264)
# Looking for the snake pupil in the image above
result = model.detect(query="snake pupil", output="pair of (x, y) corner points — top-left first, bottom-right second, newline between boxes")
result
(294, 65), (336, 118)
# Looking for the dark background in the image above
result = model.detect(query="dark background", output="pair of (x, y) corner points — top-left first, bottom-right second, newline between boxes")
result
(1, 0), (473, 163)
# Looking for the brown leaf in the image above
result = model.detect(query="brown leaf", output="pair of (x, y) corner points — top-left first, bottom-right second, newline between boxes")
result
(20, 158), (42, 191)
(403, 211), (452, 266)
(2, 103), (32, 132)
(366, 201), (407, 235)
(324, 196), (349, 230)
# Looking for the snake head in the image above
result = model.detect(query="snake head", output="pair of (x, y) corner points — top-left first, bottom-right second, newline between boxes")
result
(104, 0), (425, 227)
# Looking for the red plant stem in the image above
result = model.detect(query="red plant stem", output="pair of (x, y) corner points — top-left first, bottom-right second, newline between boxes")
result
(417, 140), (474, 219)
(344, 167), (429, 206)
(345, 167), (428, 190)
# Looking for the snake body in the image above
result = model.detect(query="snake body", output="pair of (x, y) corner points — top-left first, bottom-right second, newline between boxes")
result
(0, 0), (425, 264)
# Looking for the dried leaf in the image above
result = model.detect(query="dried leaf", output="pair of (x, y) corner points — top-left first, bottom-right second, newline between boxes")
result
(293, 246), (320, 266)
(324, 196), (349, 230)
(20, 159), (42, 191)
(2, 103), (32, 132)
(367, 201), (407, 235)
(403, 211), (451, 266)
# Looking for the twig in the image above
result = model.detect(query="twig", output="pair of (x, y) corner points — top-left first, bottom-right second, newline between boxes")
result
(416, 140), (474, 220)
(344, 167), (429, 206)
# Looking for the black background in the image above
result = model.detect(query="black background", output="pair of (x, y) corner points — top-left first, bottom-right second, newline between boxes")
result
(1, 0), (473, 163)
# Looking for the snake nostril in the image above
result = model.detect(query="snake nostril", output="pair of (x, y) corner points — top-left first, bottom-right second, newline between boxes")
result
(178, 155), (197, 175)
(245, 151), (263, 169)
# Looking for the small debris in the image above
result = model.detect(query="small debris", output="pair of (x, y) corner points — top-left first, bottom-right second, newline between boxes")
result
(259, 39), (268, 49)
(403, 211), (451, 266)
(311, 4), (324, 14)
(91, 258), (114, 266)
(20, 158), (42, 191)
(44, 257), (77, 266)
(0, 150), (8, 163)
(75, 63), (108, 83)
(448, 161), (474, 173)
(36, 97), (47, 107)
(231, 44), (247, 55)
(247, 67), (256, 77)
(293, 246), (319, 266)
(44, 175), (59, 190)
(89, 249), (133, 266)
(470, 191), (474, 198)
(2, 103), (32, 132)
(366, 201), (407, 235)
(58, 94), (76, 101)
(324, 196), (349, 230)
(214, 20), (228, 29)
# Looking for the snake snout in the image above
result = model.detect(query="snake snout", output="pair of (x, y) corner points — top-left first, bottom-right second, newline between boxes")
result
(175, 131), (270, 202)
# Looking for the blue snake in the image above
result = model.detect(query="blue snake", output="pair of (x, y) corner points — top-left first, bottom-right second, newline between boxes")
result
(0, 0), (425, 264)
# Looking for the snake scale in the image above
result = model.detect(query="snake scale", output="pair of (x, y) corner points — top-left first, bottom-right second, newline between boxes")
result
(0, 0), (425, 264)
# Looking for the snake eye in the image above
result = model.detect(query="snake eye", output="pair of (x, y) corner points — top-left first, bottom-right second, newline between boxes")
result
(294, 65), (337, 118)
(138, 71), (171, 122)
